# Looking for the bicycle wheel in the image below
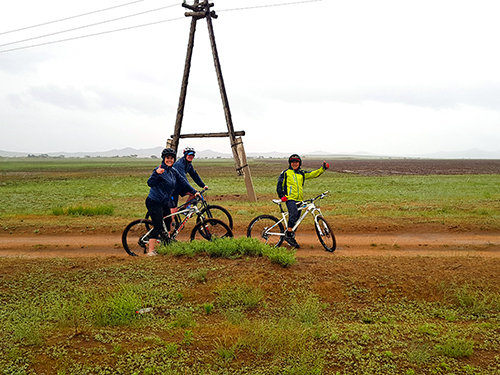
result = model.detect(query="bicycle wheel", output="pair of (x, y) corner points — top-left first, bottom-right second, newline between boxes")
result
(190, 218), (233, 241)
(197, 205), (233, 229)
(247, 215), (285, 248)
(315, 216), (336, 252)
(122, 219), (155, 256)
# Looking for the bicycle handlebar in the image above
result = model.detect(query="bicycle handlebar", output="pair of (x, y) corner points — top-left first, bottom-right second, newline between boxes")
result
(272, 191), (329, 206)
(176, 187), (209, 209)
(304, 191), (329, 204)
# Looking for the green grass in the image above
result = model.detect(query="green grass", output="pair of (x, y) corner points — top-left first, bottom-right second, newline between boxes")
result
(159, 237), (297, 267)
(1, 157), (499, 233)
(1, 256), (499, 374)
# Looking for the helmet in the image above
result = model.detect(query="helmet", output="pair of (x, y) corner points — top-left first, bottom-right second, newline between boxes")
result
(288, 154), (302, 167)
(183, 147), (196, 157)
(161, 148), (177, 161)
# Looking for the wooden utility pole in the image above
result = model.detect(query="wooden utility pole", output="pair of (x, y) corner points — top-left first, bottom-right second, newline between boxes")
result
(168, 1), (257, 201)
(169, 0), (200, 152)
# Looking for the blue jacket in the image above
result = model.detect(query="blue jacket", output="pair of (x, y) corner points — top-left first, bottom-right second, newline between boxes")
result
(173, 157), (205, 188)
(147, 162), (196, 207)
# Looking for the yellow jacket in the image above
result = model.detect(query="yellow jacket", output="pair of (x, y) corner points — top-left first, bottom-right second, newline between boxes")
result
(277, 166), (325, 201)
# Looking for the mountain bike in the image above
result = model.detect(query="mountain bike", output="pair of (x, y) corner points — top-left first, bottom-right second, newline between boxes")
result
(122, 191), (233, 256)
(246, 191), (336, 252)
(145, 188), (233, 230)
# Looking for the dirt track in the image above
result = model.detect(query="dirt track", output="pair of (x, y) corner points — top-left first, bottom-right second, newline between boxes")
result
(1, 231), (499, 258)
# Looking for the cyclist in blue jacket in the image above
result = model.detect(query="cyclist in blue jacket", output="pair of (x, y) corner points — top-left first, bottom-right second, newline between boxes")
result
(172, 147), (208, 207)
(145, 148), (200, 256)
(277, 154), (329, 248)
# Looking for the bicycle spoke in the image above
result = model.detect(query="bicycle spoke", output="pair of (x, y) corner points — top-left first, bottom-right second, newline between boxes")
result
(247, 215), (284, 248)
(197, 205), (233, 229)
(315, 216), (336, 252)
(190, 218), (233, 241)
(122, 219), (154, 256)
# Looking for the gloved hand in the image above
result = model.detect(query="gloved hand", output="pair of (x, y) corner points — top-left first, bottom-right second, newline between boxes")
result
(323, 161), (329, 169)
(281, 196), (288, 202)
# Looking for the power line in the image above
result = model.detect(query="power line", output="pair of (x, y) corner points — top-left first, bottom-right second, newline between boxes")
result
(0, 0), (146, 36)
(218, 0), (322, 13)
(0, 17), (184, 53)
(0, 4), (180, 48)
(0, 0), (321, 54)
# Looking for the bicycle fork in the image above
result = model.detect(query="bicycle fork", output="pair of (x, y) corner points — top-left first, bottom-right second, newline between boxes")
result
(312, 208), (329, 236)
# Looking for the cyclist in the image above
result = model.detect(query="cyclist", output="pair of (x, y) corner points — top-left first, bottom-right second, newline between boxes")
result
(172, 147), (208, 208)
(146, 148), (200, 256)
(277, 154), (329, 248)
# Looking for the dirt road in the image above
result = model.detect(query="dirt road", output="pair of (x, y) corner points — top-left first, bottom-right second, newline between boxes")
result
(1, 231), (499, 258)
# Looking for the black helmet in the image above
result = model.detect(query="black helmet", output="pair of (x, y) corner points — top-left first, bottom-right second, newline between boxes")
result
(161, 148), (177, 161)
(183, 147), (196, 157)
(288, 154), (302, 167)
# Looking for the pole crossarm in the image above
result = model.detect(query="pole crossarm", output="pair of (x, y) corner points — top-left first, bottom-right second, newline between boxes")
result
(170, 131), (245, 139)
(183, 1), (218, 19)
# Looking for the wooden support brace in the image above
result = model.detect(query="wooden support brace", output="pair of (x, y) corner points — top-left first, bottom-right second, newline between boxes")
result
(170, 131), (245, 139)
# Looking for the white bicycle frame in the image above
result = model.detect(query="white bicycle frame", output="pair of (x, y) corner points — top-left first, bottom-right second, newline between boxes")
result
(162, 203), (201, 236)
(140, 204), (200, 245)
(271, 191), (329, 237)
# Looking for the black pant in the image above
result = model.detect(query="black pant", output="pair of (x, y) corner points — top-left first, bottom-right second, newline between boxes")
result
(145, 197), (172, 239)
(286, 200), (299, 229)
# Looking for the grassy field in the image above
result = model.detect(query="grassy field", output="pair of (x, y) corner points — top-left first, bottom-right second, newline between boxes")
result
(1, 157), (500, 374)
(1, 250), (499, 374)
(1, 157), (499, 234)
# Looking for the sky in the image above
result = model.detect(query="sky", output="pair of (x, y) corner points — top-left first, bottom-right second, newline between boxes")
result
(1, 0), (500, 157)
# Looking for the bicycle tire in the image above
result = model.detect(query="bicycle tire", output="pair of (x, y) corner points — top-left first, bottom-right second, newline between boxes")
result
(197, 205), (234, 229)
(315, 216), (336, 252)
(122, 219), (155, 256)
(247, 215), (285, 248)
(190, 218), (233, 241)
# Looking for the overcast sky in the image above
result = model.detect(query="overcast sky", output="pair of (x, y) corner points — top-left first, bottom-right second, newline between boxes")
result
(1, 0), (500, 157)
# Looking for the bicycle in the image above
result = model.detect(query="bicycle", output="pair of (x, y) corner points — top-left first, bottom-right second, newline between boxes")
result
(246, 191), (336, 252)
(145, 188), (233, 230)
(122, 191), (233, 256)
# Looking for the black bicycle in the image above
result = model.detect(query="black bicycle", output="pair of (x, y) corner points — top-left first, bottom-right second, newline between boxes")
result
(145, 188), (233, 230)
(122, 191), (233, 256)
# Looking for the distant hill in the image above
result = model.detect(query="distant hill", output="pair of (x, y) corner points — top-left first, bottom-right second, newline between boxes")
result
(1, 147), (500, 159)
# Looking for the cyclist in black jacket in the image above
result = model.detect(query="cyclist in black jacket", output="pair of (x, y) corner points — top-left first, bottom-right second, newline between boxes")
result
(145, 148), (199, 256)
(172, 147), (208, 207)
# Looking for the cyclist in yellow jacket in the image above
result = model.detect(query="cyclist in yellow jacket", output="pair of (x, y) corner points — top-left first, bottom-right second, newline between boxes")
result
(277, 154), (329, 248)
